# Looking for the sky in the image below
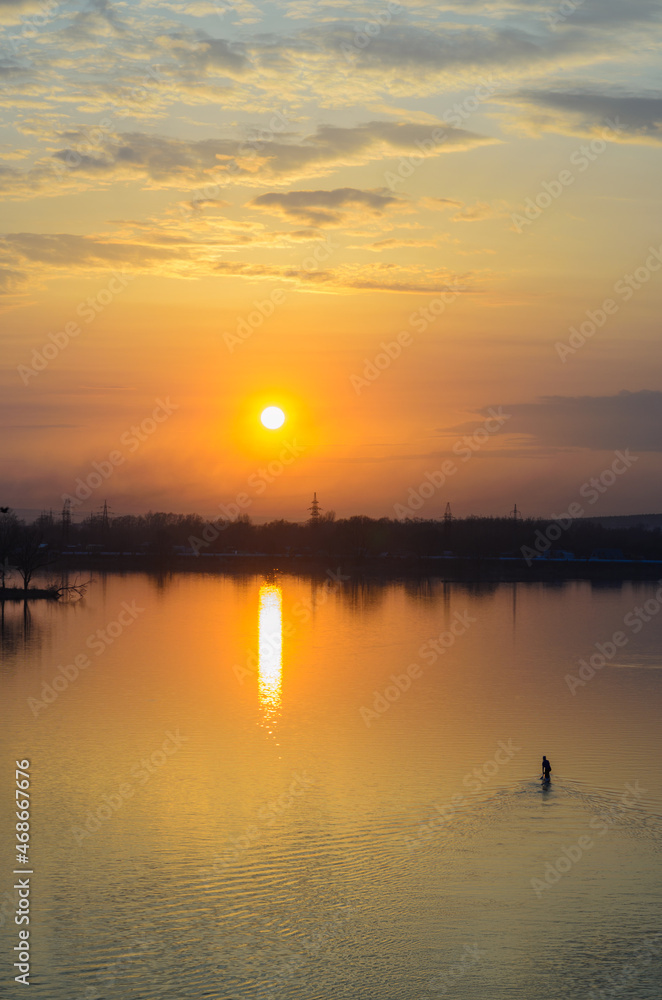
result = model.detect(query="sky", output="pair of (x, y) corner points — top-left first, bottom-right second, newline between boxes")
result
(1, 0), (661, 521)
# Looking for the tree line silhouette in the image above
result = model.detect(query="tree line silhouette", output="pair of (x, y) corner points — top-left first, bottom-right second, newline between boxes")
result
(2, 507), (662, 586)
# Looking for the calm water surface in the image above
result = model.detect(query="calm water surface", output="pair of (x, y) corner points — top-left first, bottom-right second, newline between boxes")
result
(1, 572), (661, 998)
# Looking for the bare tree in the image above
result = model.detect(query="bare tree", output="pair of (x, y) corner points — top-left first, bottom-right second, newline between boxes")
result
(0, 508), (20, 589)
(14, 527), (51, 591)
(52, 576), (91, 601)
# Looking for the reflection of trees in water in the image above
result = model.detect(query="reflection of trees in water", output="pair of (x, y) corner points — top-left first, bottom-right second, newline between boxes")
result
(236, 572), (515, 620)
(0, 600), (43, 660)
(332, 575), (505, 614)
(150, 569), (173, 595)
(334, 577), (391, 614)
(452, 580), (500, 599)
(589, 579), (625, 593)
(231, 573), (254, 596)
(540, 579), (567, 591)
(83, 568), (175, 600)
(403, 577), (442, 602)
(402, 577), (502, 604)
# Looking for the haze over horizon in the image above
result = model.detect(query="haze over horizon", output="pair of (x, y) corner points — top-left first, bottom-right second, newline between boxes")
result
(2, 0), (661, 519)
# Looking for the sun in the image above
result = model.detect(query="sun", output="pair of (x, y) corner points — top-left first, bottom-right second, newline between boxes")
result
(260, 406), (285, 430)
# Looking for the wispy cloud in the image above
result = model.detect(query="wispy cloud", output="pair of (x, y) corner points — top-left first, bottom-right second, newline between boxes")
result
(0, 119), (496, 200)
(503, 89), (662, 144)
(498, 391), (662, 452)
(249, 187), (404, 226)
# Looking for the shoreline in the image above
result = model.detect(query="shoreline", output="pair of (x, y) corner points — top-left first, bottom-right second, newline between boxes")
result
(0, 587), (60, 601)
(46, 552), (662, 581)
(5, 555), (662, 601)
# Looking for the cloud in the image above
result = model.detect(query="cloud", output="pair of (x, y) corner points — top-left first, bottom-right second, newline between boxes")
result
(422, 196), (463, 210)
(0, 266), (27, 293)
(497, 390), (662, 452)
(0, 232), (201, 290)
(452, 0), (660, 26)
(0, 0), (46, 23)
(0, 225), (316, 290)
(0, 232), (179, 268)
(60, 0), (128, 43)
(452, 200), (506, 221)
(182, 197), (231, 213)
(0, 118), (496, 200)
(157, 31), (251, 78)
(249, 187), (403, 225)
(277, 0), (661, 27)
(420, 195), (507, 221)
(160, 0), (261, 19)
(504, 90), (662, 144)
(0, 227), (477, 296)
(538, 0), (662, 28)
(363, 237), (439, 250)
(110, 208), (348, 249)
(1, 0), (656, 144)
(213, 259), (474, 294)
(287, 18), (601, 90)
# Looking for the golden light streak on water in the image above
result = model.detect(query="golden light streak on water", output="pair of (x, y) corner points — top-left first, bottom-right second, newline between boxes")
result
(258, 582), (283, 730)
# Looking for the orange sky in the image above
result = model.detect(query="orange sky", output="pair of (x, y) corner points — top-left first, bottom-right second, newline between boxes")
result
(1, 0), (661, 520)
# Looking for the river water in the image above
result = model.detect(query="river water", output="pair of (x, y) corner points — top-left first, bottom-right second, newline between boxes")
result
(1, 571), (661, 998)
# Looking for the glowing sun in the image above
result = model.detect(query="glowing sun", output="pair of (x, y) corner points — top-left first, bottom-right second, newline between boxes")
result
(260, 406), (285, 430)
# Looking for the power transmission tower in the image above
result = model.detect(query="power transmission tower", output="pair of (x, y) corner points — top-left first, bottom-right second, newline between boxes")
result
(61, 499), (72, 542)
(511, 503), (522, 521)
(308, 492), (322, 523)
(443, 501), (453, 547)
(100, 499), (111, 533)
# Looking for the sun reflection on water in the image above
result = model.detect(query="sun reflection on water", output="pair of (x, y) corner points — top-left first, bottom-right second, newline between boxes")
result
(258, 582), (283, 730)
